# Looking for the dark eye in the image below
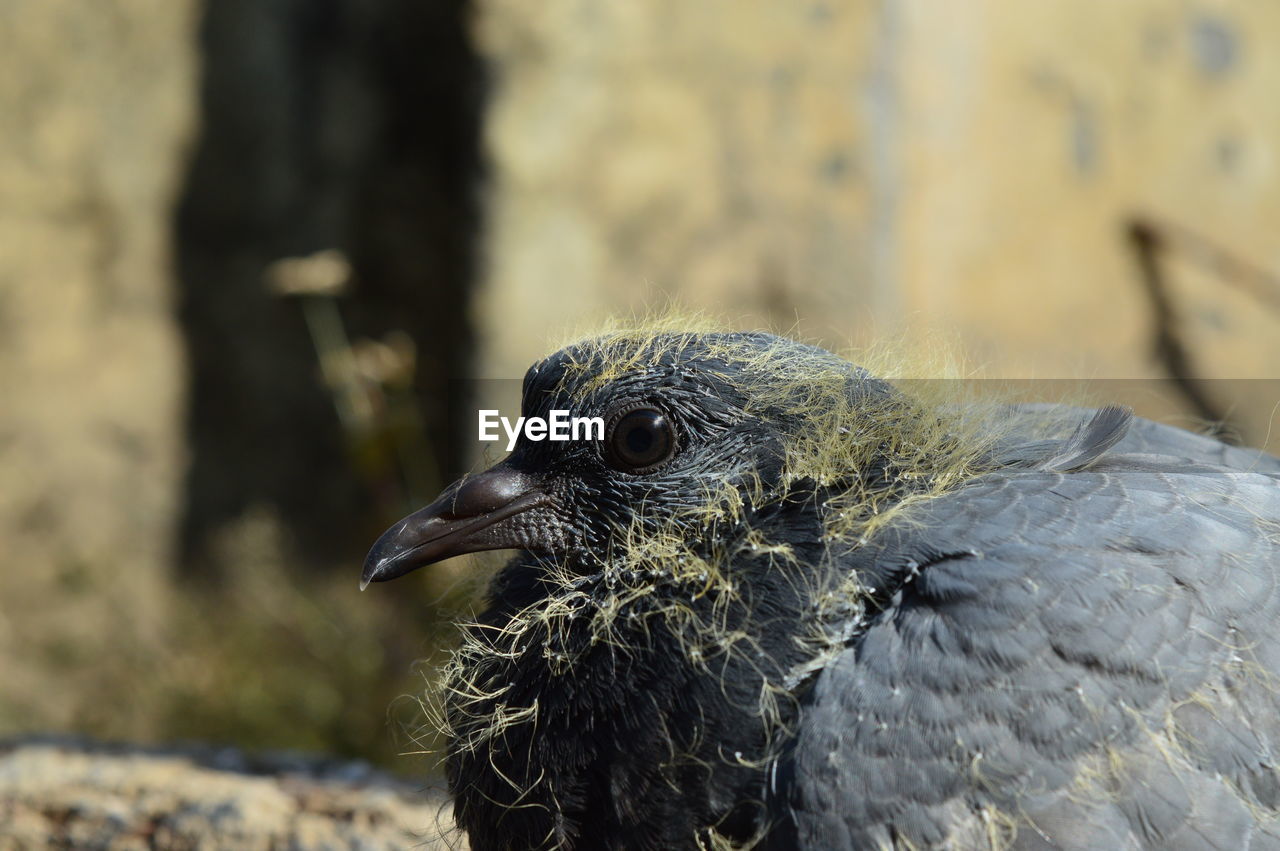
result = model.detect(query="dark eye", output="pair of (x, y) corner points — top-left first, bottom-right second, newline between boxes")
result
(605, 407), (677, 473)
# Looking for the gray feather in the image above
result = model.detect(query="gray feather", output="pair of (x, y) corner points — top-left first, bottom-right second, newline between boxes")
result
(998, 404), (1134, 471)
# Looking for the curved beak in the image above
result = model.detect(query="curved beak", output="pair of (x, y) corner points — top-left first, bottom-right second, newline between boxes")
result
(360, 464), (555, 588)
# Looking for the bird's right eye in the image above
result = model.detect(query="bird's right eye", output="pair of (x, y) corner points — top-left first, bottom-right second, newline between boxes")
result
(604, 406), (677, 473)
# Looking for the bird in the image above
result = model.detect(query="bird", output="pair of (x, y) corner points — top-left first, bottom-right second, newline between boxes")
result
(361, 326), (1280, 850)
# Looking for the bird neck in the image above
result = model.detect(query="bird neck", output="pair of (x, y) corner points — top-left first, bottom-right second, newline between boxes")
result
(443, 496), (840, 849)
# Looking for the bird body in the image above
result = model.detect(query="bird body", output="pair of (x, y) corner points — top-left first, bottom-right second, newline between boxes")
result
(363, 328), (1280, 850)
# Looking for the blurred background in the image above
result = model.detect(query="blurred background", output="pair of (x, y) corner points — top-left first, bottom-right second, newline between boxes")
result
(2, 0), (1278, 775)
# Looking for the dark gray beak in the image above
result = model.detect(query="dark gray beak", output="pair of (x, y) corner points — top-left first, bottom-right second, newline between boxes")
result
(360, 464), (554, 588)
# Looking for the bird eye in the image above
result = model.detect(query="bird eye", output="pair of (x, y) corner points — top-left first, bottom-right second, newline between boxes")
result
(604, 406), (677, 473)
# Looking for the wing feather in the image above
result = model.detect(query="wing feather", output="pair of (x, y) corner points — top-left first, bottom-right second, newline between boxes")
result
(768, 457), (1280, 850)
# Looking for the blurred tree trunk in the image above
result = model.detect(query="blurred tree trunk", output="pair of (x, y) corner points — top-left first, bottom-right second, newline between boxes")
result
(175, 0), (484, 575)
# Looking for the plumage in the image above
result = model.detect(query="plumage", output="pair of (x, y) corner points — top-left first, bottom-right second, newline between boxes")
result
(362, 329), (1280, 850)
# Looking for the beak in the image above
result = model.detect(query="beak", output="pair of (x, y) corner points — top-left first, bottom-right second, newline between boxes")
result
(360, 464), (555, 588)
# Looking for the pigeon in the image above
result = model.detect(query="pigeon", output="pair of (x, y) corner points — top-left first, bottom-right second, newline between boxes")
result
(362, 329), (1280, 850)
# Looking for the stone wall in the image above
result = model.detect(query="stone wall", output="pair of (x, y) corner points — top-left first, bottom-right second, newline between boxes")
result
(472, 0), (1280, 446)
(0, 0), (197, 734)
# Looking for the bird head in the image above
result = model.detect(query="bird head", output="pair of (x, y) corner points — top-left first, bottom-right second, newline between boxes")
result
(361, 330), (899, 587)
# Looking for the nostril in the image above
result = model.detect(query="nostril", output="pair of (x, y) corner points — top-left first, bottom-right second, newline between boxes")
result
(447, 469), (534, 517)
